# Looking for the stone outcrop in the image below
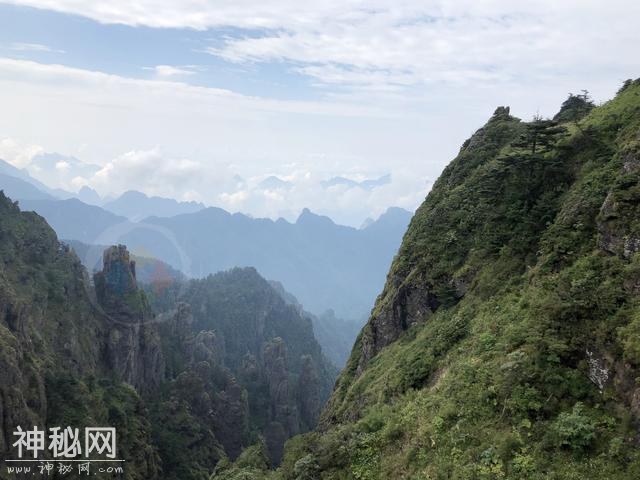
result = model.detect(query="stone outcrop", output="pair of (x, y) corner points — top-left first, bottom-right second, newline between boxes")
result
(297, 355), (321, 430)
(1, 191), (335, 475)
(191, 330), (225, 365)
(357, 269), (439, 374)
(94, 245), (164, 392)
(585, 348), (640, 429)
(263, 338), (298, 433)
(598, 147), (640, 259)
(209, 374), (248, 459)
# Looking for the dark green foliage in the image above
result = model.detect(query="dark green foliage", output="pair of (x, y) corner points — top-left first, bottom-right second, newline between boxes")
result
(512, 117), (568, 154)
(548, 403), (596, 451)
(554, 91), (596, 123)
(45, 373), (161, 479)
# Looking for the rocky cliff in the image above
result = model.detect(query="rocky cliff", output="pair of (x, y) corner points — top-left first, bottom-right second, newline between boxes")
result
(0, 195), (161, 477)
(94, 245), (164, 393)
(215, 80), (640, 479)
(145, 267), (338, 466)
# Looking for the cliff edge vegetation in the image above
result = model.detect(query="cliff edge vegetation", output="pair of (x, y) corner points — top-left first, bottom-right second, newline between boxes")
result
(218, 80), (640, 479)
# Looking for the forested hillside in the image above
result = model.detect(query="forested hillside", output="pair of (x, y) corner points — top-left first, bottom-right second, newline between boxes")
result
(218, 81), (640, 479)
(0, 193), (335, 479)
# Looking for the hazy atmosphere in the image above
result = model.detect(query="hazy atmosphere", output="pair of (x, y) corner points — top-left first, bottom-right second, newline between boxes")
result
(1, 0), (637, 225)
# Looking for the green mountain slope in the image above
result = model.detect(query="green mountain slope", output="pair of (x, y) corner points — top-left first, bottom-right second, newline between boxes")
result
(218, 80), (640, 479)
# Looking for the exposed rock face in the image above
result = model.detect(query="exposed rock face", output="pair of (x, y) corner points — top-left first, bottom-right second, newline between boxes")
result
(212, 79), (640, 478)
(458, 106), (511, 156)
(0, 335), (43, 455)
(147, 268), (337, 465)
(588, 144), (640, 428)
(263, 337), (299, 463)
(598, 192), (640, 258)
(97, 244), (138, 303)
(170, 361), (249, 461)
(140, 267), (337, 470)
(191, 330), (225, 365)
(598, 147), (640, 259)
(209, 374), (249, 460)
(586, 349), (611, 391)
(584, 348), (640, 423)
(297, 355), (321, 430)
(359, 112), (521, 376)
(1, 192), (336, 477)
(150, 301), (251, 472)
(94, 245), (164, 392)
(357, 270), (439, 374)
(615, 363), (640, 422)
(169, 301), (194, 340)
(623, 149), (640, 173)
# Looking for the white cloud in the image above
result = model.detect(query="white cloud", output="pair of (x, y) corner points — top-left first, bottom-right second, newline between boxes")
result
(0, 137), (44, 168)
(55, 160), (70, 171)
(4, 1), (639, 93)
(0, 57), (380, 118)
(7, 42), (65, 53)
(204, 2), (639, 93)
(214, 166), (430, 225)
(144, 65), (196, 78)
(88, 148), (212, 199)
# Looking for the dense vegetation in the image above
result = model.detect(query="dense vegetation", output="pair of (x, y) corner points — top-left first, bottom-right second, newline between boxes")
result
(217, 81), (640, 478)
(0, 193), (336, 479)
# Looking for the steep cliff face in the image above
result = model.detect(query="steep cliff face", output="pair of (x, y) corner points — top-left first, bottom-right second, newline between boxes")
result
(317, 83), (640, 477)
(0, 195), (160, 477)
(216, 81), (640, 479)
(0, 194), (93, 448)
(94, 245), (164, 392)
(353, 106), (524, 375)
(150, 301), (249, 477)
(145, 267), (338, 466)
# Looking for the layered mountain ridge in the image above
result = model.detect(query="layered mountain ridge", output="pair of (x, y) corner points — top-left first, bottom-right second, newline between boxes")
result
(10, 194), (411, 322)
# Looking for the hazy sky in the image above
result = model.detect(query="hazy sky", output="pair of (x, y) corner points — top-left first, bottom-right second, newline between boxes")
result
(0, 1), (638, 226)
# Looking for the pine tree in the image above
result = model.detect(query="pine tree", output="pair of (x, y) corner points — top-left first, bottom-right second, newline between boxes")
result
(513, 115), (568, 154)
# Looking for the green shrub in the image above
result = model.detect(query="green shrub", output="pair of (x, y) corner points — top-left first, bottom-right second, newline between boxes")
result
(549, 403), (596, 451)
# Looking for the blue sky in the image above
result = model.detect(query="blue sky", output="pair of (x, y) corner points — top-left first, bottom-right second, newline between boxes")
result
(0, 3), (317, 100)
(0, 0), (638, 226)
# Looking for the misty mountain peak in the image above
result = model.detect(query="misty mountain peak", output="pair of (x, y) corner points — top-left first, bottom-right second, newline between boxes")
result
(296, 208), (335, 227)
(103, 189), (206, 220)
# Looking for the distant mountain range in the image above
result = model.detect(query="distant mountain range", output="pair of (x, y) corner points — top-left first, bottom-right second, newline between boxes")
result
(102, 190), (207, 220)
(0, 158), (59, 196)
(0, 163), (412, 325)
(0, 173), (54, 200)
(321, 173), (391, 190)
